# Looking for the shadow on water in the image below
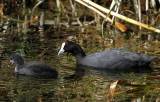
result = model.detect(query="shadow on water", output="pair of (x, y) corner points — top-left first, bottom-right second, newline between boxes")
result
(64, 64), (155, 81)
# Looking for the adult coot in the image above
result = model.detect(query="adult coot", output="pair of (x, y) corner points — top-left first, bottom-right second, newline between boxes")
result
(58, 41), (156, 72)
(9, 53), (58, 78)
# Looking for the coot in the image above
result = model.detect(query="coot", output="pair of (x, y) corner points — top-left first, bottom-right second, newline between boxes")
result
(58, 41), (156, 72)
(9, 53), (58, 78)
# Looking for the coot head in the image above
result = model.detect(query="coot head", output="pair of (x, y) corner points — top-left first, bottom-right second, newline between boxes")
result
(10, 53), (24, 65)
(58, 41), (86, 56)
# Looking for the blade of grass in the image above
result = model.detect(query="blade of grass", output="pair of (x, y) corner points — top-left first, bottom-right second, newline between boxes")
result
(30, 0), (44, 24)
(101, 0), (117, 39)
(0, 15), (23, 22)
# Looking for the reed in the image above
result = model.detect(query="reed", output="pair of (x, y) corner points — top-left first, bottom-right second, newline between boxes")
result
(76, 0), (160, 33)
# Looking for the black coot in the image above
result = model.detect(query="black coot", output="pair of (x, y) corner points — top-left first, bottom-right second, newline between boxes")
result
(58, 41), (156, 72)
(10, 53), (58, 78)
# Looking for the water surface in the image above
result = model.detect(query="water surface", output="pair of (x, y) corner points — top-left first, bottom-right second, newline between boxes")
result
(0, 1), (160, 101)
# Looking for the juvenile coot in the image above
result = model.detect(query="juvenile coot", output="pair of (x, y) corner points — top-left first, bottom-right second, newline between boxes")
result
(58, 41), (156, 72)
(9, 53), (58, 78)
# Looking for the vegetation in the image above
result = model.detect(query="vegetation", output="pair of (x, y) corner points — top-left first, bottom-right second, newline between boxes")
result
(0, 0), (160, 102)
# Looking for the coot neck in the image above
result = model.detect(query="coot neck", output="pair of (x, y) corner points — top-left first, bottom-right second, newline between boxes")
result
(72, 45), (86, 64)
(15, 64), (24, 72)
(15, 60), (24, 72)
(14, 55), (25, 68)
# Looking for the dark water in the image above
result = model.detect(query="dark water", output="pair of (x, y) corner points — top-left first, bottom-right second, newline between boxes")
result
(0, 26), (160, 102)
(0, 2), (160, 102)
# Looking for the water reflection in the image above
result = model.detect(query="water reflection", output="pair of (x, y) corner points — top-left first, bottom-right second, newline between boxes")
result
(11, 77), (58, 102)
(0, 1), (160, 101)
(0, 26), (160, 101)
(64, 64), (156, 82)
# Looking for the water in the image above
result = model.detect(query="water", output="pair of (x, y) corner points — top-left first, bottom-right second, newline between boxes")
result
(0, 1), (160, 102)
(0, 26), (160, 101)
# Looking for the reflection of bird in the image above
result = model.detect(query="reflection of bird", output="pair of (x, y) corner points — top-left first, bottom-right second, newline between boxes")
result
(10, 53), (58, 78)
(58, 41), (156, 72)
